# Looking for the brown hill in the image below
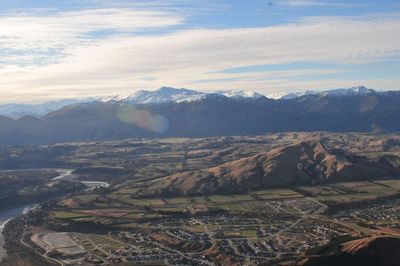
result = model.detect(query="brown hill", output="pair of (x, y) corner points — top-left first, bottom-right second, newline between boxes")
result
(143, 141), (398, 196)
(301, 236), (400, 266)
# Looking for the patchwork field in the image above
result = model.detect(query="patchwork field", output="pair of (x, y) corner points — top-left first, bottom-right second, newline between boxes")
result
(299, 181), (400, 205)
(2, 133), (400, 266)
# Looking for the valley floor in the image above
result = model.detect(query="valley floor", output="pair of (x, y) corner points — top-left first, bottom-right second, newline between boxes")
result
(4, 179), (400, 266)
(0, 132), (400, 265)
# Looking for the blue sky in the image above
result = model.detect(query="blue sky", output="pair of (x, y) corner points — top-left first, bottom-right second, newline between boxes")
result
(0, 0), (399, 102)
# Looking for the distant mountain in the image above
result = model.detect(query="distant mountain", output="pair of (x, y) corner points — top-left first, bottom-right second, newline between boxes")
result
(279, 86), (385, 99)
(99, 87), (206, 104)
(279, 90), (318, 99)
(0, 98), (94, 119)
(215, 89), (264, 99)
(0, 86), (395, 119)
(139, 141), (399, 196)
(98, 87), (264, 104)
(0, 86), (399, 146)
(317, 86), (374, 96)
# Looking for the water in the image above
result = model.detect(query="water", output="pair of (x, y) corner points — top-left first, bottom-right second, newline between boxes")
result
(51, 169), (110, 190)
(0, 204), (37, 262)
(51, 169), (73, 180)
(0, 169), (110, 261)
(81, 181), (110, 190)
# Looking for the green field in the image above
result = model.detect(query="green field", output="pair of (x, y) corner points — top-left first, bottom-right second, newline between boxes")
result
(251, 188), (303, 200)
(207, 195), (237, 203)
(299, 181), (400, 204)
(373, 180), (400, 191)
(112, 195), (166, 206)
(53, 211), (90, 219)
(54, 179), (400, 226)
(163, 197), (191, 205)
(190, 196), (209, 204)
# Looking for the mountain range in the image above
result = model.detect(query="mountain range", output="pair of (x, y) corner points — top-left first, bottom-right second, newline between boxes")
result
(0, 98), (94, 119)
(0, 86), (399, 146)
(0, 87), (265, 118)
(0, 86), (388, 118)
(99, 87), (265, 104)
(96, 86), (393, 104)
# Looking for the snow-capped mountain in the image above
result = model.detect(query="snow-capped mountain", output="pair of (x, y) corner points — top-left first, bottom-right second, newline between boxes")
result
(98, 95), (127, 103)
(318, 86), (375, 97)
(216, 89), (264, 99)
(2, 85), (400, 146)
(99, 87), (264, 104)
(126, 87), (207, 104)
(99, 87), (206, 104)
(278, 90), (319, 100)
(99, 86), (389, 104)
(0, 98), (94, 119)
(0, 86), (396, 119)
(279, 86), (377, 99)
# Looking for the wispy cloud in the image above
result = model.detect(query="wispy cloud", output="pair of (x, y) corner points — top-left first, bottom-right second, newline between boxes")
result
(0, 8), (184, 65)
(281, 0), (363, 7)
(0, 5), (399, 103)
(283, 0), (330, 6)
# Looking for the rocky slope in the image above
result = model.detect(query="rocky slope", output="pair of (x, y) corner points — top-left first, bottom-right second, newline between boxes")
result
(302, 236), (400, 266)
(141, 141), (399, 196)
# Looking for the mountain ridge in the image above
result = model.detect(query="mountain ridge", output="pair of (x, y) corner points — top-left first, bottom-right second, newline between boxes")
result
(138, 141), (399, 196)
(0, 86), (399, 146)
(98, 87), (264, 104)
(1, 86), (398, 119)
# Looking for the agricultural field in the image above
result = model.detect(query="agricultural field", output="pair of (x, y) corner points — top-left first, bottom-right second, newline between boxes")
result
(30, 177), (400, 265)
(2, 133), (400, 265)
(299, 181), (400, 205)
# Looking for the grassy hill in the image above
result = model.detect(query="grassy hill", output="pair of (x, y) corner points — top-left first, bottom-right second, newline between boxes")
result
(140, 141), (400, 196)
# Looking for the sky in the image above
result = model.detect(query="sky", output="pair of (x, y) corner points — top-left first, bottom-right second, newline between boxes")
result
(0, 0), (400, 103)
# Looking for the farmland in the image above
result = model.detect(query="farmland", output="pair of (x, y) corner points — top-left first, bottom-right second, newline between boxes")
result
(1, 132), (400, 265)
(17, 180), (399, 265)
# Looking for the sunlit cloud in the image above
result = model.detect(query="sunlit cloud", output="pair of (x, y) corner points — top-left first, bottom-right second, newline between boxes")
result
(0, 5), (399, 103)
(0, 8), (184, 65)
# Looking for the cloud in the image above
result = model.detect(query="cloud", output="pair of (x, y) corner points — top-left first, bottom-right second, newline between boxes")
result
(283, 0), (330, 6)
(281, 0), (360, 7)
(0, 8), (399, 103)
(0, 8), (184, 65)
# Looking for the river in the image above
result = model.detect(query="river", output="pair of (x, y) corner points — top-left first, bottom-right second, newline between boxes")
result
(0, 204), (37, 262)
(0, 169), (110, 262)
(51, 169), (110, 190)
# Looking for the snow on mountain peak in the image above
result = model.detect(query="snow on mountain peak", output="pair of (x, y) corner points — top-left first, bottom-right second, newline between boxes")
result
(99, 87), (264, 104)
(278, 86), (375, 99)
(318, 86), (374, 97)
(0, 98), (94, 118)
(98, 86), (382, 104)
(278, 90), (318, 100)
(122, 87), (207, 104)
(216, 89), (264, 99)
(98, 95), (127, 102)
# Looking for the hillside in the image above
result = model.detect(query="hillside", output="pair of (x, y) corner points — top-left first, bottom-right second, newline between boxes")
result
(0, 87), (400, 145)
(140, 141), (399, 196)
(301, 236), (400, 266)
